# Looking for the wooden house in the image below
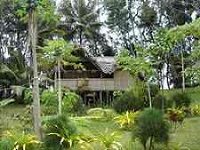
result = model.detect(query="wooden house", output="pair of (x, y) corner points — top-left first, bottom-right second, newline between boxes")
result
(59, 56), (133, 105)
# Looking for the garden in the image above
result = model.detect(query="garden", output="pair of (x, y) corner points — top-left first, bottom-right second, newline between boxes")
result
(1, 0), (200, 150)
(1, 85), (200, 150)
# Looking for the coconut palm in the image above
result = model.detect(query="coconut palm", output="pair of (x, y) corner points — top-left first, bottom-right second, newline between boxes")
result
(58, 0), (108, 55)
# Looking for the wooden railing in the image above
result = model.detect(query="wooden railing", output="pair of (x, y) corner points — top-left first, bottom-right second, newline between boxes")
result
(60, 78), (126, 91)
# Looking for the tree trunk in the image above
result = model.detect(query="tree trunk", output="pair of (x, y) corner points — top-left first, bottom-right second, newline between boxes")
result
(58, 58), (62, 115)
(181, 50), (185, 92)
(147, 82), (152, 108)
(29, 6), (42, 139)
(149, 136), (153, 150)
(166, 55), (171, 90)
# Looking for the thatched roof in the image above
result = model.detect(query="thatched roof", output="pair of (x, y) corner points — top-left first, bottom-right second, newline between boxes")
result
(92, 57), (117, 74)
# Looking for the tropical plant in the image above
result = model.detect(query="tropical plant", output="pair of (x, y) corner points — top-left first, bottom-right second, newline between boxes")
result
(0, 131), (41, 150)
(171, 92), (191, 108)
(114, 111), (139, 130)
(41, 90), (58, 115)
(191, 104), (200, 116)
(62, 91), (85, 115)
(133, 108), (169, 150)
(43, 115), (77, 149)
(153, 94), (167, 110)
(113, 82), (146, 113)
(167, 108), (186, 128)
(23, 88), (33, 104)
(58, 0), (108, 55)
(41, 39), (80, 115)
(95, 129), (122, 150)
(86, 108), (116, 121)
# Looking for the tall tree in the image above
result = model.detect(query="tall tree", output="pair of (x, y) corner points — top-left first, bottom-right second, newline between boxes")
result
(41, 39), (80, 115)
(28, 0), (41, 139)
(59, 0), (110, 56)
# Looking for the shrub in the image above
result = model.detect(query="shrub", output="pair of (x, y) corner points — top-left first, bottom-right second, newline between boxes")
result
(133, 108), (169, 150)
(86, 108), (116, 121)
(113, 90), (145, 113)
(153, 94), (167, 110)
(191, 105), (200, 116)
(114, 111), (140, 130)
(0, 131), (41, 150)
(43, 115), (77, 150)
(95, 130), (122, 150)
(171, 92), (191, 108)
(62, 91), (85, 115)
(145, 84), (160, 98)
(23, 88), (33, 104)
(41, 90), (58, 115)
(167, 108), (185, 128)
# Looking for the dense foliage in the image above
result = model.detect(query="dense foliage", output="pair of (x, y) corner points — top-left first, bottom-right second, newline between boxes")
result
(133, 108), (169, 150)
(43, 115), (77, 150)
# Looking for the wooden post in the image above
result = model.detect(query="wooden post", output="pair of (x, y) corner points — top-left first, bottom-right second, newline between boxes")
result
(106, 91), (109, 106)
(28, 0), (42, 140)
(99, 91), (103, 106)
(58, 57), (62, 115)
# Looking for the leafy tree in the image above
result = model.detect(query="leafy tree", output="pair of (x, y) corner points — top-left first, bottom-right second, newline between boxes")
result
(41, 39), (80, 115)
(117, 48), (154, 107)
(59, 0), (109, 56)
(104, 0), (137, 55)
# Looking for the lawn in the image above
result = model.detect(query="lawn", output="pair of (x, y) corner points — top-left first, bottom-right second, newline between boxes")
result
(1, 87), (200, 149)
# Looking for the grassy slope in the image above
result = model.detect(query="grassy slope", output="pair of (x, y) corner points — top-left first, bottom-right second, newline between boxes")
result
(1, 87), (200, 149)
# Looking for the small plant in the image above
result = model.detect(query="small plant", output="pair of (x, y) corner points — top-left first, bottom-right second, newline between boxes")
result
(95, 129), (122, 150)
(87, 108), (116, 121)
(153, 94), (167, 110)
(62, 91), (85, 115)
(41, 90), (58, 115)
(167, 108), (185, 128)
(133, 108), (169, 150)
(171, 92), (191, 108)
(114, 111), (139, 130)
(43, 115), (77, 149)
(23, 88), (33, 104)
(191, 104), (200, 116)
(113, 90), (145, 113)
(0, 131), (41, 150)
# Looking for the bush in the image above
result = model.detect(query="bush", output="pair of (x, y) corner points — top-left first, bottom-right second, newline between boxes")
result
(0, 131), (41, 150)
(145, 84), (160, 98)
(23, 88), (33, 104)
(191, 105), (200, 116)
(87, 108), (116, 121)
(153, 94), (167, 110)
(167, 108), (185, 128)
(62, 91), (85, 115)
(41, 90), (58, 115)
(133, 108), (169, 150)
(171, 92), (191, 108)
(114, 111), (140, 130)
(113, 90), (145, 113)
(43, 115), (77, 150)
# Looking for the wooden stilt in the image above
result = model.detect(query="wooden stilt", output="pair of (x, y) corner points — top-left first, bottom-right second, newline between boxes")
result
(99, 91), (103, 106)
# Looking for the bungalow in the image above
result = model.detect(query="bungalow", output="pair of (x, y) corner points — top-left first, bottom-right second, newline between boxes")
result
(59, 56), (133, 105)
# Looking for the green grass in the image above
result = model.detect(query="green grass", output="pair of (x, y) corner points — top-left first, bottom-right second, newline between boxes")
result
(1, 87), (200, 149)
(0, 104), (27, 132)
(170, 117), (200, 150)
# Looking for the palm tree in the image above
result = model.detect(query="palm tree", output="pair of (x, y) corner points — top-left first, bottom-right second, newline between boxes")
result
(59, 0), (105, 55)
(41, 39), (80, 115)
